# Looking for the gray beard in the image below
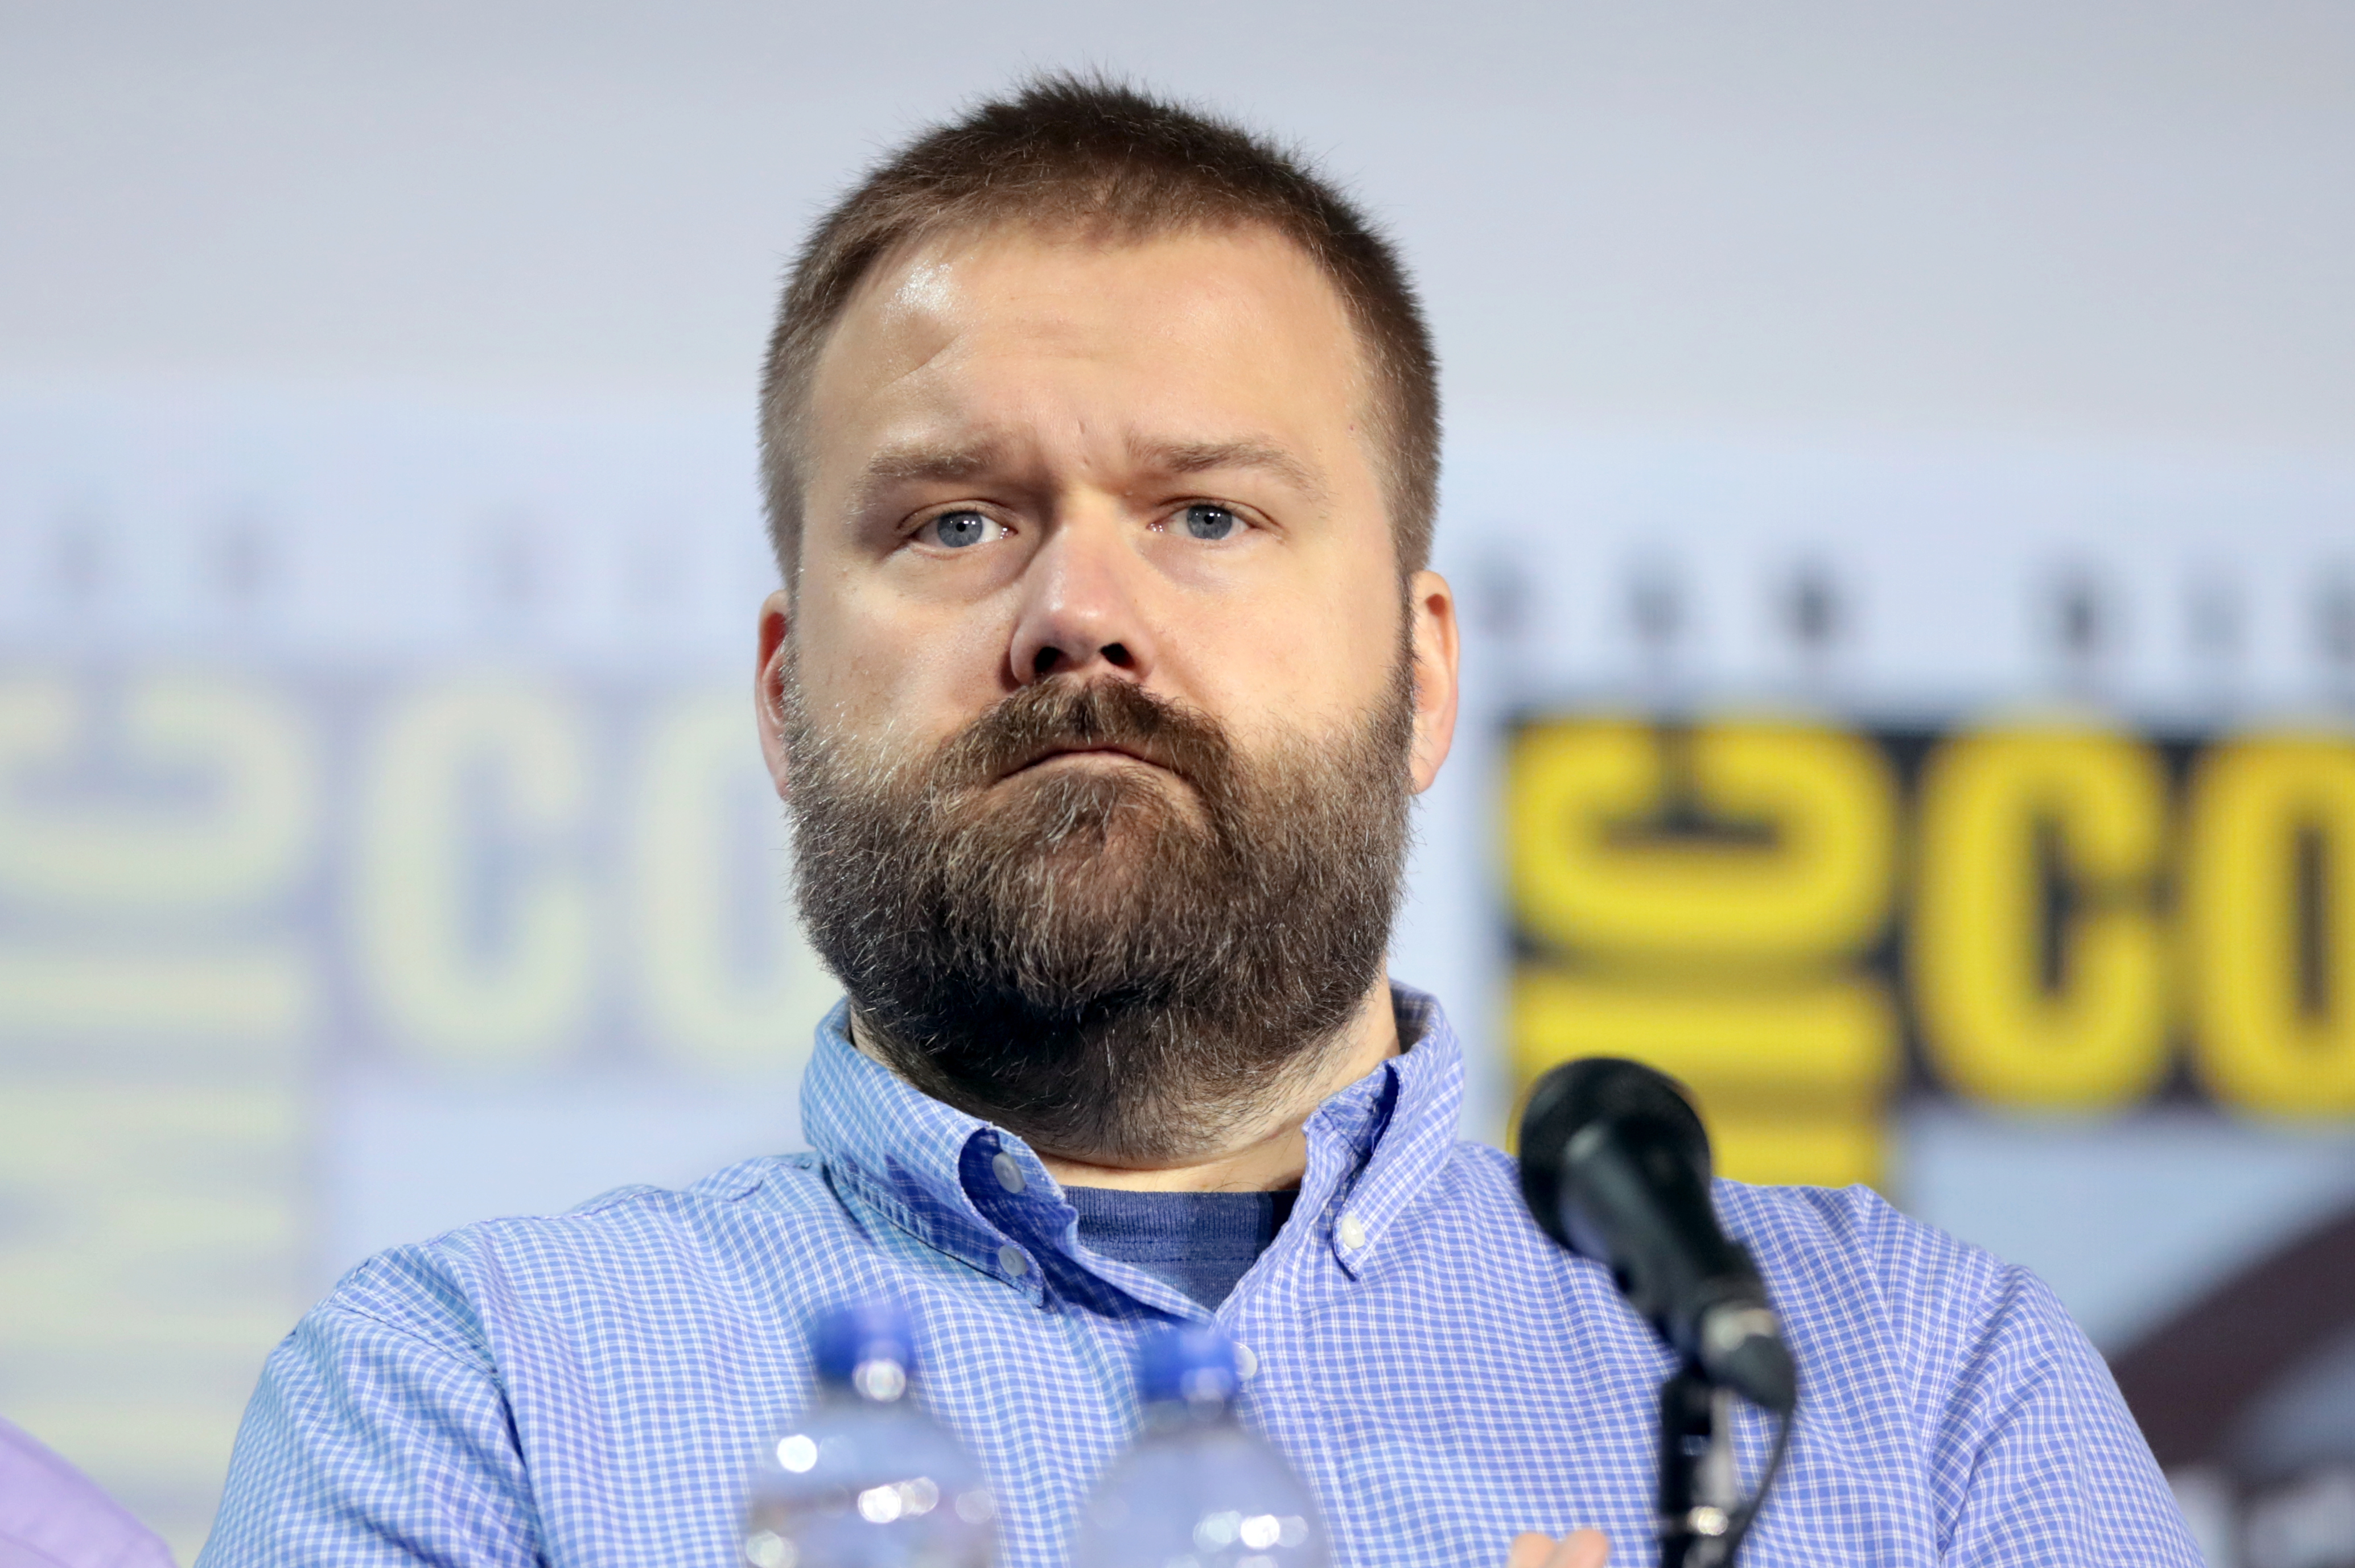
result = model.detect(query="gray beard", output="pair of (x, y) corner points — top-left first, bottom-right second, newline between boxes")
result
(781, 661), (1416, 1165)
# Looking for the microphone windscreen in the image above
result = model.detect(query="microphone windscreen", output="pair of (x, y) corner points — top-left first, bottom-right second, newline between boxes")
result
(1518, 1056), (1710, 1258)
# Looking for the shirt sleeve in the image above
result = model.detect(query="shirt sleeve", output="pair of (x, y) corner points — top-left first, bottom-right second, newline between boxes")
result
(196, 1296), (540, 1568)
(1930, 1261), (2202, 1567)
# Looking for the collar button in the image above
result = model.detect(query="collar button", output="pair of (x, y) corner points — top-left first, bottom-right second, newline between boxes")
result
(990, 1151), (1027, 1195)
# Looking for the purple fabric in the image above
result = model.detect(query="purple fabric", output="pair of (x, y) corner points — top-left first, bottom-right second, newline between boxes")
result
(0, 1418), (176, 1568)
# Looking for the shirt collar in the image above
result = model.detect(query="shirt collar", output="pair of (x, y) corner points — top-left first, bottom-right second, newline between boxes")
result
(797, 1009), (1039, 1295)
(798, 985), (1467, 1309)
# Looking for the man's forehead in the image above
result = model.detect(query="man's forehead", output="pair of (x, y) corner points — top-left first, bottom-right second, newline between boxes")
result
(801, 221), (1376, 508)
(821, 217), (1367, 386)
(859, 213), (1342, 307)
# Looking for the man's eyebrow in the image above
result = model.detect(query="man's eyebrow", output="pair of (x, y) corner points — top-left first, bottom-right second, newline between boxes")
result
(1137, 438), (1328, 505)
(847, 440), (1004, 510)
(846, 435), (1328, 511)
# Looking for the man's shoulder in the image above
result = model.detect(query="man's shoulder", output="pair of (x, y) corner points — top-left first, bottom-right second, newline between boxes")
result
(315, 1152), (854, 1361)
(1716, 1175), (1994, 1274)
(1703, 1177), (2102, 1425)
(1711, 1177), (2028, 1335)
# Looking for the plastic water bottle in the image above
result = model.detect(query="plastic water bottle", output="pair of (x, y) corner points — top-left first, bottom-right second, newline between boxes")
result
(742, 1301), (997, 1568)
(1071, 1322), (1330, 1568)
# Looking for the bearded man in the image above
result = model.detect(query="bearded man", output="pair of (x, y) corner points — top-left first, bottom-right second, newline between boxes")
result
(202, 78), (2198, 1568)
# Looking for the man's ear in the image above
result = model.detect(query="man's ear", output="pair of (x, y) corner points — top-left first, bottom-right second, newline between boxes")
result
(754, 589), (794, 800)
(1406, 569), (1460, 794)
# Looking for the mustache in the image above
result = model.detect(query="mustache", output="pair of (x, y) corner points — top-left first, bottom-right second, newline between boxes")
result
(931, 677), (1236, 794)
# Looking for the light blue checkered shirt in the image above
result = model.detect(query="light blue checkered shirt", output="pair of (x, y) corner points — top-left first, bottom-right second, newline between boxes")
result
(201, 988), (2198, 1567)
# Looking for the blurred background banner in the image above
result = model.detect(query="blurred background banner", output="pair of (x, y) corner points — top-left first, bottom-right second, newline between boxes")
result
(1440, 437), (2355, 1568)
(3, 5), (2353, 1565)
(0, 385), (842, 1548)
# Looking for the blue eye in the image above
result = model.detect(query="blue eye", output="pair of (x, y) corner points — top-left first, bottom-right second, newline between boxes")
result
(1183, 504), (1238, 541)
(927, 511), (992, 549)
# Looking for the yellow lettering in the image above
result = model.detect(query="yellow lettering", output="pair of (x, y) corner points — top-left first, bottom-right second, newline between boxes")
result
(1912, 727), (2169, 1109)
(2186, 735), (2355, 1114)
(1508, 717), (1901, 1186)
(1508, 718), (1897, 964)
(1513, 967), (1896, 1188)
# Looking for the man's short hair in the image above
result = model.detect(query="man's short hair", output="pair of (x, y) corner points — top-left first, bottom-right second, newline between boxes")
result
(759, 74), (1440, 586)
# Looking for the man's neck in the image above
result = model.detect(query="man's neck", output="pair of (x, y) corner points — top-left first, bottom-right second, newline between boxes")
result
(850, 972), (1403, 1194)
(1035, 971), (1401, 1193)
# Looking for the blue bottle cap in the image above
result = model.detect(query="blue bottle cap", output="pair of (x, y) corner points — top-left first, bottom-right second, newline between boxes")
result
(1137, 1321), (1240, 1408)
(811, 1300), (915, 1398)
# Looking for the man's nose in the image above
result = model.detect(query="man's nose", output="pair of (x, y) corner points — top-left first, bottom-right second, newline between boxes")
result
(1007, 514), (1156, 685)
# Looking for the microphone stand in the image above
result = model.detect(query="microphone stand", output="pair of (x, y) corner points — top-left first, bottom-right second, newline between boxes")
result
(1658, 1372), (1740, 1568)
(1655, 1361), (1792, 1568)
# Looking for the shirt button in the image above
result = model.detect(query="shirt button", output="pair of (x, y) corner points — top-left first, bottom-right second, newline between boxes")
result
(997, 1244), (1030, 1278)
(1234, 1343), (1259, 1380)
(990, 1152), (1027, 1195)
(1337, 1212), (1369, 1251)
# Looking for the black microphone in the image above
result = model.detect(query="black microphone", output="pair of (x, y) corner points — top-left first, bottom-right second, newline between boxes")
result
(1518, 1057), (1797, 1415)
